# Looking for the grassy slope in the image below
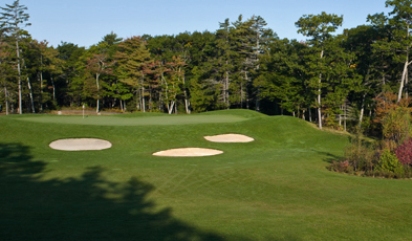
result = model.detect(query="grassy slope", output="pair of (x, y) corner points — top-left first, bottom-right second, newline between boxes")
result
(1, 110), (411, 241)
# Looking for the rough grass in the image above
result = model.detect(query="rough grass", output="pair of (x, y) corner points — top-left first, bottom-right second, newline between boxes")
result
(1, 110), (411, 241)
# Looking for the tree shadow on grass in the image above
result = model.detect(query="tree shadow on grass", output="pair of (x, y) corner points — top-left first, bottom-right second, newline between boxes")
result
(0, 143), (229, 241)
(311, 149), (344, 164)
(0, 143), (303, 241)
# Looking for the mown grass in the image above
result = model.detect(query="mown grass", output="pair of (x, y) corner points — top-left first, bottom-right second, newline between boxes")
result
(1, 109), (411, 241)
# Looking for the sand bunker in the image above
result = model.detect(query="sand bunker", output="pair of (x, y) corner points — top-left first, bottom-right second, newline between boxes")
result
(153, 148), (223, 157)
(204, 134), (254, 143)
(49, 138), (112, 151)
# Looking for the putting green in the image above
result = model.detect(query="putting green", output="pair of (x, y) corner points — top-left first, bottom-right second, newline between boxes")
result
(16, 114), (248, 126)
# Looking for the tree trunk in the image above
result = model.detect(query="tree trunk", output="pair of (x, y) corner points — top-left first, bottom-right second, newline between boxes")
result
(149, 87), (152, 111)
(308, 105), (312, 122)
(168, 101), (175, 114)
(240, 81), (243, 108)
(359, 92), (367, 128)
(317, 49), (324, 129)
(51, 77), (56, 101)
(397, 24), (411, 103)
(397, 57), (408, 102)
(359, 69), (371, 128)
(317, 80), (323, 129)
(40, 55), (44, 112)
(344, 102), (347, 132)
(406, 65), (409, 99)
(184, 92), (190, 114)
(27, 77), (35, 113)
(16, 40), (22, 114)
(225, 69), (230, 108)
(96, 73), (100, 113)
(162, 73), (171, 113)
(4, 86), (9, 115)
(183, 76), (190, 114)
(141, 86), (146, 113)
(256, 29), (260, 70)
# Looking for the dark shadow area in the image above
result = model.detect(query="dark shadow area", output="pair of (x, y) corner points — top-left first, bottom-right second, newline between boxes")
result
(0, 143), (229, 241)
(312, 149), (344, 164)
(0, 143), (302, 241)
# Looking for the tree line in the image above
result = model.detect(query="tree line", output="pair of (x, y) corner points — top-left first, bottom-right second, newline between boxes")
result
(1, 0), (412, 133)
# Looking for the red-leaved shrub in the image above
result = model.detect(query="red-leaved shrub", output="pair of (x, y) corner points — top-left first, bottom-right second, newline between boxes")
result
(395, 139), (412, 165)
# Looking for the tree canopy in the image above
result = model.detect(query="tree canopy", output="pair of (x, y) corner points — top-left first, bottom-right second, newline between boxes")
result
(1, 0), (412, 136)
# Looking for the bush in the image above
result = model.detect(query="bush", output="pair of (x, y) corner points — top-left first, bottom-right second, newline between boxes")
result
(344, 134), (376, 172)
(403, 165), (412, 178)
(374, 92), (411, 151)
(395, 139), (412, 165)
(375, 149), (404, 178)
(329, 160), (353, 173)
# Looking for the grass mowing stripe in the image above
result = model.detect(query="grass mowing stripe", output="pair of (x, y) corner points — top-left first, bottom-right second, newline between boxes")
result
(13, 114), (249, 126)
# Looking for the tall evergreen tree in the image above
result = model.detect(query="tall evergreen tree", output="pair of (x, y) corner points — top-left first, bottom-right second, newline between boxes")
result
(0, 0), (30, 114)
(115, 36), (152, 112)
(216, 18), (234, 108)
(296, 12), (343, 129)
(56, 42), (86, 107)
(0, 34), (14, 114)
(345, 25), (385, 128)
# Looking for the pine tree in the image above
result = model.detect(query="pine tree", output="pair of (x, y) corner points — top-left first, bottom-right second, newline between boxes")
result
(115, 36), (152, 112)
(0, 0), (30, 114)
(296, 12), (343, 129)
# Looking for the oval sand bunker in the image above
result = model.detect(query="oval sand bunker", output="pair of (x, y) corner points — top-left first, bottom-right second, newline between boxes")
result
(153, 148), (223, 157)
(204, 134), (254, 143)
(49, 138), (112, 151)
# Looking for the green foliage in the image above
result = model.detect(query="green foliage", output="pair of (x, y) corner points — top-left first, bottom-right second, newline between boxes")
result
(375, 149), (404, 178)
(344, 133), (376, 173)
(115, 36), (151, 88)
(373, 92), (412, 150)
(0, 2), (410, 146)
(381, 106), (411, 147)
(295, 11), (343, 45)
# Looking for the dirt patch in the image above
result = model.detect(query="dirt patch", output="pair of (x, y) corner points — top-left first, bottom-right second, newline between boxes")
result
(204, 134), (254, 143)
(153, 148), (223, 157)
(49, 138), (112, 151)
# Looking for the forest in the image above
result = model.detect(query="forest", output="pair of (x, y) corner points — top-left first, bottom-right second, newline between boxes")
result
(1, 0), (412, 135)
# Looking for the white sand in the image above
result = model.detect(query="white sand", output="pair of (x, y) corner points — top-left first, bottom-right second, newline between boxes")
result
(49, 138), (112, 151)
(153, 148), (223, 157)
(204, 133), (254, 143)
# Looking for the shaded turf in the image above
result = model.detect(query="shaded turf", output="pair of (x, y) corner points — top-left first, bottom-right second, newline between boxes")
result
(1, 110), (411, 241)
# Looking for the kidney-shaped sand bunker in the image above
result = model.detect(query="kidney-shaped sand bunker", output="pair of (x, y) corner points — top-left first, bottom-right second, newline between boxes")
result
(153, 148), (223, 157)
(204, 134), (254, 143)
(49, 138), (112, 151)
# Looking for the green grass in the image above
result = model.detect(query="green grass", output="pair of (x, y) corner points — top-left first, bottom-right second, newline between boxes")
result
(17, 112), (249, 126)
(1, 109), (411, 241)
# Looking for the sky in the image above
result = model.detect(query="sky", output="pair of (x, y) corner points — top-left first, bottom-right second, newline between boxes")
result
(16, 0), (390, 48)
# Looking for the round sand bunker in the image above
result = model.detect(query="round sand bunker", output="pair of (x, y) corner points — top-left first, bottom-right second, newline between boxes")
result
(49, 138), (112, 151)
(204, 134), (254, 143)
(153, 148), (223, 157)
